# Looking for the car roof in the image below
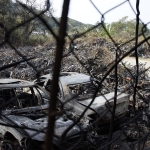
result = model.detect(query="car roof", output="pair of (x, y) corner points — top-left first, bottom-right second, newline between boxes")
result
(60, 73), (91, 85)
(38, 72), (91, 85)
(0, 79), (35, 89)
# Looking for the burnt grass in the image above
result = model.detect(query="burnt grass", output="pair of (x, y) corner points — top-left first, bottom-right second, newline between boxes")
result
(0, 37), (149, 80)
(1, 37), (150, 149)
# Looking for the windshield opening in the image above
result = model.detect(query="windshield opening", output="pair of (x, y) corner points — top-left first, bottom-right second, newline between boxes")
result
(0, 87), (44, 110)
(68, 81), (101, 100)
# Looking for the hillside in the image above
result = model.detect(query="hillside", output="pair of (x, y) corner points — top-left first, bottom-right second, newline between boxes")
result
(0, 0), (92, 45)
(37, 17), (93, 32)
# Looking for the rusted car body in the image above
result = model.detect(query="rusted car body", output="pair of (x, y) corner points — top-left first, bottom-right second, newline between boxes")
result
(0, 79), (87, 150)
(0, 74), (130, 149)
(34, 72), (130, 133)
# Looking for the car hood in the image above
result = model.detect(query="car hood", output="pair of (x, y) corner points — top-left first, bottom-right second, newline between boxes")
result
(75, 92), (129, 118)
(4, 114), (81, 142)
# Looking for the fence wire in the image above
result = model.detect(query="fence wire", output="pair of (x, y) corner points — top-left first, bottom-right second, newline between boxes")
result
(0, 0), (150, 150)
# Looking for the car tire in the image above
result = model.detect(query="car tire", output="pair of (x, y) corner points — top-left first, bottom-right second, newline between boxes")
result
(1, 140), (22, 150)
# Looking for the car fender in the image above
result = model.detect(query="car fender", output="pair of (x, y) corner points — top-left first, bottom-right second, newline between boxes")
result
(0, 121), (24, 144)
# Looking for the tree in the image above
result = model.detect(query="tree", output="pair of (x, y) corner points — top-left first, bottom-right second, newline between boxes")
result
(0, 0), (54, 45)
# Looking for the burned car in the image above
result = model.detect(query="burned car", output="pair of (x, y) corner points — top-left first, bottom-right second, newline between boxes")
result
(34, 72), (130, 133)
(0, 79), (90, 150)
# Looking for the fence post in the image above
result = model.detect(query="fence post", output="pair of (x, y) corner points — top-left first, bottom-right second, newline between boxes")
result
(44, 0), (70, 150)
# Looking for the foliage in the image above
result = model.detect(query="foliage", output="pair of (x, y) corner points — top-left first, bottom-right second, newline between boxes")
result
(1, 0), (149, 47)
(93, 16), (149, 42)
(0, 0), (53, 46)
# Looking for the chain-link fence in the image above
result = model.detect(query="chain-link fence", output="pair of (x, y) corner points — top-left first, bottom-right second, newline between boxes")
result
(0, 0), (150, 150)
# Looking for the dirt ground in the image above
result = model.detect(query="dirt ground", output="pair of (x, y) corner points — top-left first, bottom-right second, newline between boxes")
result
(123, 57), (150, 69)
(123, 57), (150, 78)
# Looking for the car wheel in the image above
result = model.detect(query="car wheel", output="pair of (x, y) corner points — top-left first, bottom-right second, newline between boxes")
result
(1, 140), (22, 150)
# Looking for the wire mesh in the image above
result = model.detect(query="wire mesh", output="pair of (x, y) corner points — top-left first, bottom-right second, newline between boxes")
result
(0, 0), (150, 150)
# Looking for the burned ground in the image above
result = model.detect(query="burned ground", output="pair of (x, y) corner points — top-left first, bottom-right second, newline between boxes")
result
(0, 37), (150, 149)
(1, 37), (149, 81)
